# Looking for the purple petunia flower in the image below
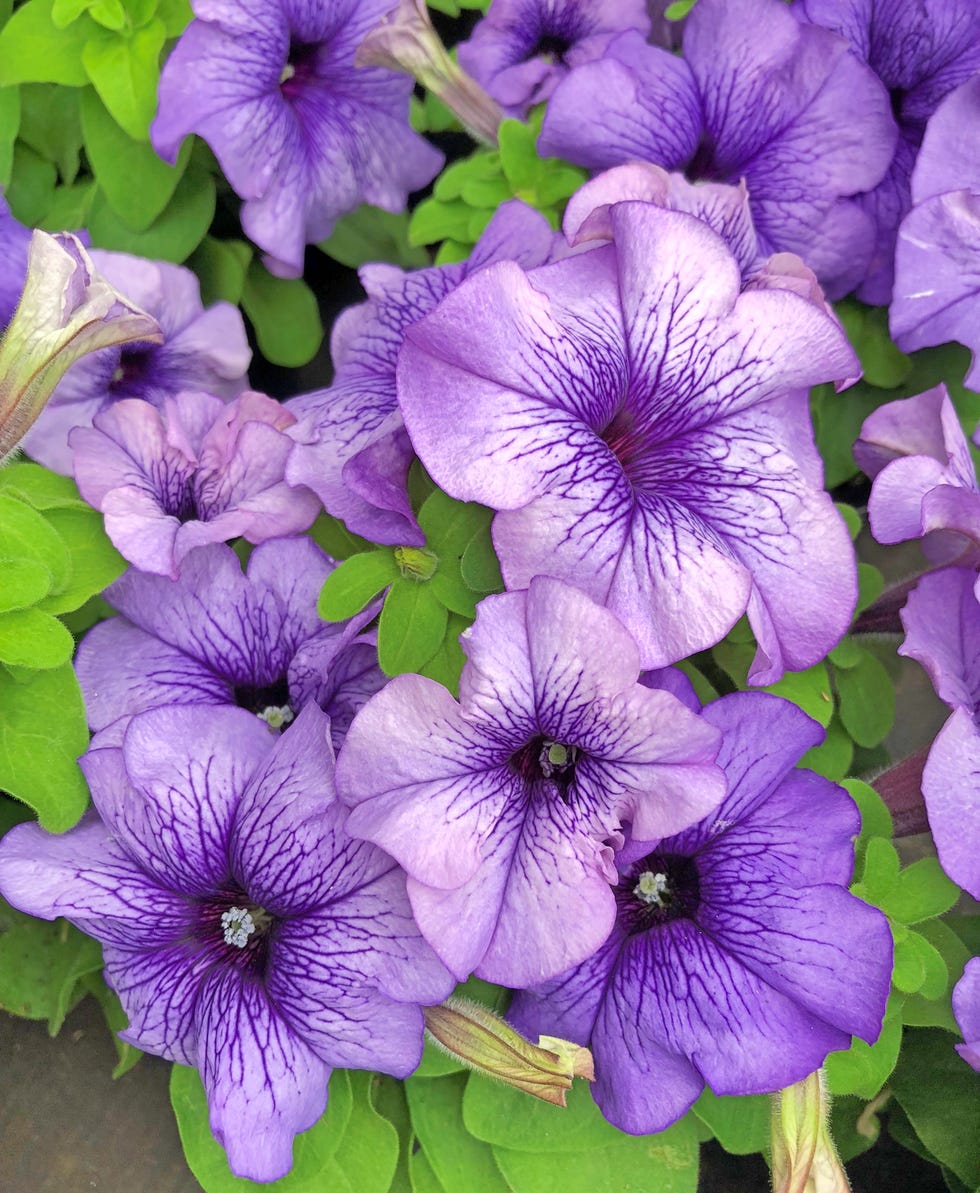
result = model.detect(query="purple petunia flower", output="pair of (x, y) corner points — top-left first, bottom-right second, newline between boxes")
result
(537, 0), (897, 297)
(796, 0), (980, 304)
(21, 248), (251, 475)
(0, 703), (453, 1181)
(76, 538), (384, 751)
(855, 384), (980, 565)
(891, 75), (980, 388)
(336, 577), (727, 989)
(900, 567), (980, 900)
(397, 199), (858, 682)
(286, 199), (563, 545)
(456, 0), (650, 120)
(953, 957), (980, 1071)
(151, 0), (443, 277)
(508, 692), (893, 1135)
(71, 390), (321, 579)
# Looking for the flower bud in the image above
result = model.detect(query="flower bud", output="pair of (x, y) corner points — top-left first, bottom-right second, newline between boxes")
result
(423, 997), (594, 1106)
(0, 232), (161, 463)
(356, 0), (502, 146)
(771, 1069), (851, 1193)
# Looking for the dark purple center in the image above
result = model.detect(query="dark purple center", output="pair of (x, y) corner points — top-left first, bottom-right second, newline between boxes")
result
(615, 851), (701, 934)
(110, 345), (157, 398)
(195, 888), (276, 973)
(280, 41), (321, 99)
(233, 675), (293, 719)
(601, 406), (649, 479)
(685, 134), (724, 184)
(509, 734), (580, 799)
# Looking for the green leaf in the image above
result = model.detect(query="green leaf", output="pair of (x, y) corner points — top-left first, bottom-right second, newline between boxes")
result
(491, 1115), (699, 1193)
(692, 1088), (770, 1156)
(854, 835), (901, 902)
(844, 778), (893, 866)
(86, 166), (215, 261)
(318, 551), (397, 621)
(156, 0), (191, 36)
(459, 532), (503, 594)
(47, 927), (103, 1034)
(80, 84), (190, 228)
(0, 559), (53, 611)
(0, 460), (88, 509)
(189, 236), (253, 306)
(497, 118), (538, 193)
(829, 636), (863, 669)
(88, 0), (126, 31)
(891, 1028), (980, 1188)
(327, 1071), (401, 1193)
(405, 1074), (508, 1193)
(0, 606), (75, 667)
(51, 0), (93, 28)
(409, 197), (475, 247)
(38, 506), (126, 614)
(800, 715), (853, 781)
(371, 1075), (413, 1193)
(38, 177), (96, 229)
(836, 648), (894, 747)
(836, 301), (913, 389)
(764, 662), (834, 727)
(0, 902), (97, 1021)
(241, 260), (324, 368)
(0, 84), (20, 186)
(0, 662), (90, 830)
(902, 920), (971, 1030)
(880, 857), (961, 925)
(665, 0), (697, 17)
(835, 501), (862, 542)
(856, 561), (884, 613)
(433, 239), (473, 265)
(0, 0), (92, 85)
(308, 513), (373, 562)
(409, 1146), (447, 1193)
(378, 582), (448, 675)
(18, 82), (82, 181)
(824, 1003), (902, 1098)
(81, 18), (165, 139)
(896, 928), (948, 999)
(319, 204), (429, 269)
(810, 381), (881, 489)
(5, 140), (58, 223)
(418, 612), (469, 696)
(0, 491), (71, 588)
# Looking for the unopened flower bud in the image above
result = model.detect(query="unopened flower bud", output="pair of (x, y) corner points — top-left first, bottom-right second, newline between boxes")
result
(0, 232), (161, 464)
(771, 1069), (851, 1193)
(423, 997), (594, 1106)
(356, 0), (502, 146)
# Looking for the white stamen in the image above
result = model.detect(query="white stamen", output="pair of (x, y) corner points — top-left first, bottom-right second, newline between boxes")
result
(222, 906), (256, 948)
(258, 704), (294, 730)
(634, 870), (669, 907)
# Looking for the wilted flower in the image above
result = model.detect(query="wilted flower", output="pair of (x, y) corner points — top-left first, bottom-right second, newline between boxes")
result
(771, 1069), (851, 1193)
(70, 390), (321, 579)
(75, 538), (385, 752)
(0, 704), (453, 1181)
(336, 576), (726, 988)
(509, 693), (893, 1134)
(0, 232), (161, 465)
(152, 0), (444, 276)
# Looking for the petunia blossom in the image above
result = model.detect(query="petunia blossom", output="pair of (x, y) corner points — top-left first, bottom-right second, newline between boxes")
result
(336, 576), (727, 989)
(0, 703), (454, 1181)
(456, 0), (650, 120)
(508, 692), (892, 1135)
(286, 199), (563, 545)
(151, 0), (443, 277)
(21, 248), (250, 475)
(71, 390), (321, 579)
(75, 538), (384, 751)
(538, 0), (897, 297)
(397, 199), (859, 682)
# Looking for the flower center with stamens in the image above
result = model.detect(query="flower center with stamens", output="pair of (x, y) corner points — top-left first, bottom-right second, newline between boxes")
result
(257, 704), (295, 730)
(616, 851), (701, 933)
(221, 906), (255, 948)
(633, 870), (669, 906)
(509, 735), (580, 801)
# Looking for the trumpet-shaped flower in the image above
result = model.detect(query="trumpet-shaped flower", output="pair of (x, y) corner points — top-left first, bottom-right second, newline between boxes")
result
(508, 693), (892, 1135)
(336, 577), (727, 989)
(0, 703), (453, 1181)
(397, 200), (858, 681)
(76, 538), (384, 751)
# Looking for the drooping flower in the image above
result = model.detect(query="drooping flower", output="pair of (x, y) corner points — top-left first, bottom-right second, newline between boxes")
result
(796, 0), (980, 304)
(286, 199), (563, 545)
(397, 199), (859, 682)
(75, 538), (384, 751)
(336, 576), (727, 989)
(771, 1069), (851, 1193)
(22, 248), (251, 475)
(0, 703), (453, 1181)
(456, 0), (650, 120)
(891, 75), (980, 387)
(899, 567), (980, 900)
(151, 0), (444, 277)
(508, 692), (893, 1135)
(953, 957), (980, 1071)
(70, 390), (321, 579)
(0, 232), (161, 465)
(854, 384), (980, 564)
(537, 0), (897, 297)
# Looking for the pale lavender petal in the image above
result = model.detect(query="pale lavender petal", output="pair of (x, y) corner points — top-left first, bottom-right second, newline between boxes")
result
(900, 567), (980, 711)
(953, 957), (980, 1071)
(921, 708), (980, 899)
(912, 75), (980, 204)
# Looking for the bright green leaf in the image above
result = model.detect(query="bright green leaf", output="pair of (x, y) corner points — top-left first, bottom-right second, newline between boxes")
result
(38, 177), (96, 229)
(829, 636), (863, 669)
(319, 204), (429, 269)
(409, 197), (474, 247)
(51, 0), (92, 28)
(18, 82), (82, 181)
(429, 564), (480, 618)
(418, 611), (470, 695)
(0, 559), (53, 611)
(824, 1009), (902, 1099)
(409, 1145), (447, 1193)
(855, 836), (901, 903)
(856, 561), (885, 613)
(0, 606), (75, 668)
(378, 582), (448, 675)
(835, 501), (862, 542)
(497, 118), (538, 193)
(405, 1074), (508, 1193)
(836, 649), (894, 747)
(241, 260), (324, 368)
(38, 506), (126, 614)
(81, 18), (165, 139)
(459, 533), (503, 594)
(80, 84), (190, 228)
(318, 550), (396, 621)
(328, 1071), (400, 1193)
(764, 662), (834, 727)
(86, 166), (215, 261)
(902, 920), (971, 1030)
(0, 0), (92, 85)
(307, 514), (373, 562)
(5, 140), (58, 223)
(692, 1088), (770, 1156)
(0, 492), (71, 588)
(891, 1028), (980, 1188)
(892, 923), (927, 993)
(881, 857), (961, 925)
(800, 715), (853, 781)
(0, 85), (19, 186)
(188, 236), (253, 306)
(0, 901), (96, 1021)
(0, 662), (90, 830)
(844, 778), (893, 867)
(0, 461), (88, 510)
(434, 240), (472, 265)
(88, 0), (125, 30)
(156, 0), (191, 36)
